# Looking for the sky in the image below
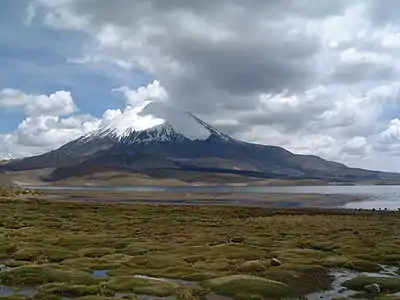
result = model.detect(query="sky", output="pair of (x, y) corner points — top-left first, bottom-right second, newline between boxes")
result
(1, 1), (400, 172)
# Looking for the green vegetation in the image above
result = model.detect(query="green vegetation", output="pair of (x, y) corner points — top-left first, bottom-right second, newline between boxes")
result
(61, 257), (119, 270)
(76, 297), (130, 300)
(0, 265), (98, 285)
(105, 276), (178, 296)
(38, 282), (113, 297)
(0, 186), (41, 198)
(12, 246), (75, 262)
(0, 296), (30, 300)
(326, 296), (400, 300)
(78, 248), (115, 258)
(376, 296), (400, 300)
(322, 256), (383, 272)
(32, 294), (61, 300)
(202, 275), (295, 299)
(332, 296), (400, 300)
(343, 277), (400, 293)
(377, 295), (400, 300)
(0, 198), (400, 299)
(238, 259), (269, 272)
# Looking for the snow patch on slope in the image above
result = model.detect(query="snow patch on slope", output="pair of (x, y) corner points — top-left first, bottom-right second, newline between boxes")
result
(96, 101), (212, 141)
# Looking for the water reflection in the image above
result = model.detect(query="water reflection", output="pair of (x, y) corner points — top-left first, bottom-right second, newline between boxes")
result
(344, 197), (400, 210)
(24, 184), (400, 210)
(23, 184), (400, 195)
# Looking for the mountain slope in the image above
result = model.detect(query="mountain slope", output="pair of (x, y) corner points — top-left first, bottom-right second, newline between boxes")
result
(2, 101), (399, 183)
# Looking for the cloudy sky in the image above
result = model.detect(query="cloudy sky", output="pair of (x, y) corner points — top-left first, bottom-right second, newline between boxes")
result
(2, 0), (400, 171)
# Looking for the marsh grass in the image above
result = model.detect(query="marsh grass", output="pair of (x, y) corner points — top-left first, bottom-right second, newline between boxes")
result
(32, 294), (61, 300)
(202, 275), (296, 299)
(343, 277), (400, 293)
(0, 264), (99, 285)
(12, 246), (75, 263)
(105, 277), (178, 296)
(75, 297), (132, 300)
(334, 297), (400, 300)
(38, 282), (114, 297)
(0, 296), (31, 300)
(0, 198), (400, 299)
(0, 186), (41, 198)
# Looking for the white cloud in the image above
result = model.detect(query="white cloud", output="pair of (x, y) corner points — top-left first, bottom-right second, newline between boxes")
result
(14, 115), (99, 148)
(0, 90), (99, 159)
(374, 118), (400, 154)
(342, 136), (369, 156)
(113, 80), (168, 105)
(0, 89), (76, 117)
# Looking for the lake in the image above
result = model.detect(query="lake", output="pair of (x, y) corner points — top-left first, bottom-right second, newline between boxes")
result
(23, 184), (400, 210)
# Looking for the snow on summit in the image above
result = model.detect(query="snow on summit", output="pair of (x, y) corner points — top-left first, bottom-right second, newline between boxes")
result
(98, 100), (212, 141)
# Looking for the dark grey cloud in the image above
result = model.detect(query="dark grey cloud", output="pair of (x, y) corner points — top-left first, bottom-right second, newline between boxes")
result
(167, 35), (319, 95)
(18, 0), (400, 171)
(332, 61), (397, 83)
(368, 0), (400, 25)
(70, 0), (352, 25)
(35, 0), (326, 114)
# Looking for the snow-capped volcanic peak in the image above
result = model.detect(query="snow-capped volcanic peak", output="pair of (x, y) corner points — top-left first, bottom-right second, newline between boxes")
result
(97, 101), (213, 141)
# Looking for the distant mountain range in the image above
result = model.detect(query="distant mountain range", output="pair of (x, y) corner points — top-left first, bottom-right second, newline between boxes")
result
(1, 101), (399, 184)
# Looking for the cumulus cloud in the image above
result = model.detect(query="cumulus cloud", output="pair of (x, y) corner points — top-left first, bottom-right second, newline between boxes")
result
(374, 119), (400, 154)
(0, 89), (76, 117)
(113, 80), (168, 105)
(0, 90), (99, 158)
(2, 0), (400, 172)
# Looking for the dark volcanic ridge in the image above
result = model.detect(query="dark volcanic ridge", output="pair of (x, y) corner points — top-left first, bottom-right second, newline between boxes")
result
(1, 101), (399, 183)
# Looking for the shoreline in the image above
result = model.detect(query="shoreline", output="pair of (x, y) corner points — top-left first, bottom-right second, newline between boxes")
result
(14, 180), (400, 187)
(21, 189), (369, 210)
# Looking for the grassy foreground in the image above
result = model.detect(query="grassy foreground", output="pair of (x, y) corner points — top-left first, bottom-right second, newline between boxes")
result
(0, 186), (41, 198)
(1, 198), (400, 300)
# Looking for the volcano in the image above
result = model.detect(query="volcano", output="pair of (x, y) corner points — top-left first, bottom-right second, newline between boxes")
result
(2, 101), (399, 183)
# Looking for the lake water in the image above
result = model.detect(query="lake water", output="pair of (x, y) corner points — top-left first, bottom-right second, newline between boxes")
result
(23, 184), (400, 210)
(23, 184), (400, 194)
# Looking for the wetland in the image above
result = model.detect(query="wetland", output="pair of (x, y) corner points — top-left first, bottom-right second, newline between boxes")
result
(1, 196), (400, 299)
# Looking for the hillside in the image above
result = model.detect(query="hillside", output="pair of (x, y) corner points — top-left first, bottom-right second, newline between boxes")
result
(1, 101), (399, 184)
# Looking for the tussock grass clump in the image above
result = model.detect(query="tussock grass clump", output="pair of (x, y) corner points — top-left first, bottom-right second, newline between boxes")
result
(0, 264), (98, 286)
(322, 256), (383, 272)
(0, 243), (18, 258)
(32, 293), (62, 300)
(61, 257), (119, 270)
(238, 260), (269, 272)
(175, 287), (208, 300)
(76, 297), (133, 300)
(202, 275), (296, 300)
(121, 241), (170, 256)
(100, 254), (132, 263)
(1, 259), (31, 268)
(12, 246), (75, 263)
(105, 276), (178, 297)
(375, 296), (400, 300)
(343, 277), (400, 293)
(0, 186), (41, 198)
(38, 282), (114, 297)
(78, 248), (115, 258)
(0, 296), (30, 300)
(304, 242), (339, 252)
